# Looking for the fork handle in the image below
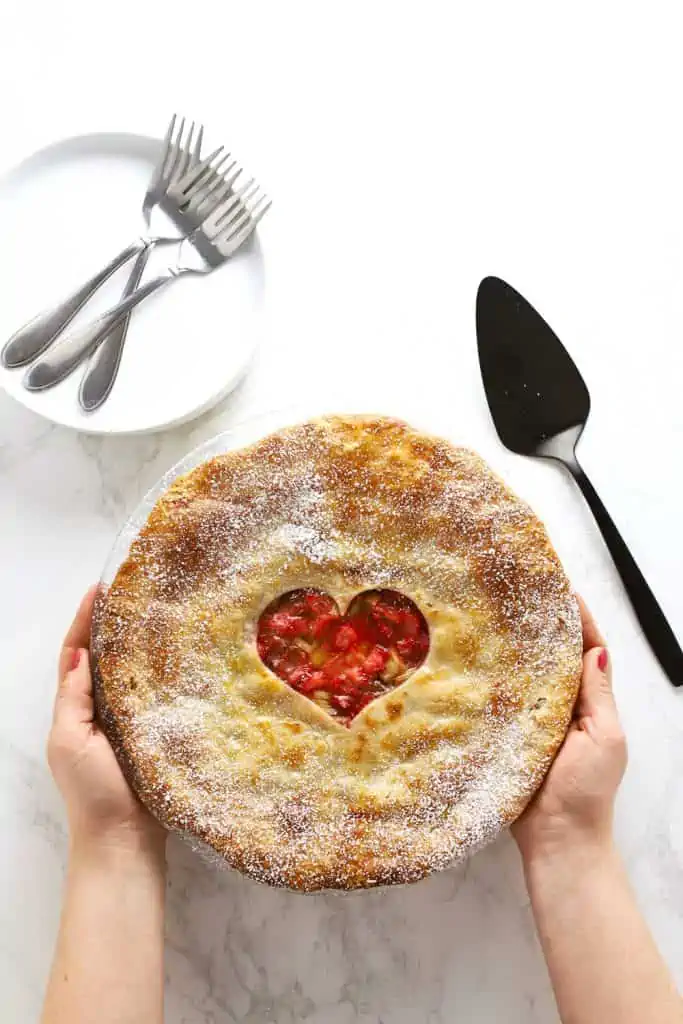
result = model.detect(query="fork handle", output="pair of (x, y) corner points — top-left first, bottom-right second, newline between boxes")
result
(78, 245), (153, 411)
(23, 272), (175, 392)
(1, 238), (148, 369)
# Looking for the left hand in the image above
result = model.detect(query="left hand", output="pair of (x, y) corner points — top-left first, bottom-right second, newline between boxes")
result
(48, 587), (166, 853)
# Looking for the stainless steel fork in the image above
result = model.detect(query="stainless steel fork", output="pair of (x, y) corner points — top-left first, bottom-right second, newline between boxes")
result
(24, 180), (271, 392)
(23, 170), (267, 391)
(79, 133), (241, 410)
(1, 115), (211, 370)
(77, 116), (207, 410)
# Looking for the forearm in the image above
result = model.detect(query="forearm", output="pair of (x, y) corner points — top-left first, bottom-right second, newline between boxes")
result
(42, 832), (166, 1024)
(524, 842), (682, 1024)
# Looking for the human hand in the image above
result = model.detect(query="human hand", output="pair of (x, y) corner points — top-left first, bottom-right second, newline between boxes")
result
(48, 587), (166, 856)
(512, 597), (627, 866)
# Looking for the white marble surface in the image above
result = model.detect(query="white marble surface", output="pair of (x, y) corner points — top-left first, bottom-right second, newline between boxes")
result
(2, 3), (683, 1021)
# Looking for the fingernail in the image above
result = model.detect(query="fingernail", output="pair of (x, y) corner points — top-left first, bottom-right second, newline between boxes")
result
(598, 648), (608, 672)
(70, 648), (82, 671)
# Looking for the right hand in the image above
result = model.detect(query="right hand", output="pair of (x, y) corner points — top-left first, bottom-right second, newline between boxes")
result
(512, 597), (628, 865)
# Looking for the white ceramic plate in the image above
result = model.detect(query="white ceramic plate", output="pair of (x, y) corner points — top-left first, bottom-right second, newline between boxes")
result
(0, 132), (266, 434)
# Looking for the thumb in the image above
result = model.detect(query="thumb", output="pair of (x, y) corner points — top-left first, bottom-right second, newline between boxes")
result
(576, 645), (615, 720)
(53, 648), (94, 727)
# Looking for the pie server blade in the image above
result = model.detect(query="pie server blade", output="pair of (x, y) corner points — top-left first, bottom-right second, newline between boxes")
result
(476, 274), (682, 687)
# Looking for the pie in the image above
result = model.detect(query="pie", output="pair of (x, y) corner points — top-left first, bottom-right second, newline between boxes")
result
(92, 415), (582, 891)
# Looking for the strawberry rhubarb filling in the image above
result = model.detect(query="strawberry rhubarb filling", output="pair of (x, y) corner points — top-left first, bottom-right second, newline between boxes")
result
(256, 588), (429, 724)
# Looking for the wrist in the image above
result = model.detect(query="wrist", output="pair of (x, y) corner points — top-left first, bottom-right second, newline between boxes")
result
(513, 810), (615, 869)
(70, 821), (167, 872)
(520, 832), (619, 883)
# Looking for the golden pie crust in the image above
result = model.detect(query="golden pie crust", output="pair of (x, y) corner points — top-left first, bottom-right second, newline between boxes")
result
(92, 415), (582, 890)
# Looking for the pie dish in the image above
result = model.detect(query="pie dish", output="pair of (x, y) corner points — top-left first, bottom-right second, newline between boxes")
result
(92, 415), (582, 890)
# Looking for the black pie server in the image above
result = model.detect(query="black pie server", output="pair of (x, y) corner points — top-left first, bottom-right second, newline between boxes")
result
(476, 275), (682, 687)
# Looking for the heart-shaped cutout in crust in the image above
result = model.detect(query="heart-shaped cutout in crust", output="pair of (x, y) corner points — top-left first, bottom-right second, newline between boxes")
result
(257, 588), (430, 725)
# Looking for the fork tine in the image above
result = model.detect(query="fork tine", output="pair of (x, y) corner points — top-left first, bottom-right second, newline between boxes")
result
(196, 186), (242, 236)
(191, 151), (235, 193)
(195, 178), (244, 226)
(206, 192), (240, 228)
(163, 114), (183, 183)
(221, 193), (265, 238)
(243, 195), (271, 228)
(167, 115), (188, 182)
(241, 183), (261, 205)
(219, 197), (271, 250)
(250, 196), (272, 223)
(195, 151), (234, 190)
(179, 160), (232, 211)
(228, 177), (256, 207)
(186, 165), (214, 196)
(156, 114), (179, 183)
(240, 198), (272, 241)
(212, 180), (257, 231)
(223, 163), (242, 188)
(218, 188), (262, 233)
(192, 162), (240, 211)
(204, 189), (241, 223)
(177, 119), (197, 179)
(176, 120), (193, 179)
(173, 145), (225, 196)
(209, 164), (241, 202)
(192, 123), (204, 164)
(215, 167), (243, 208)
(219, 207), (251, 241)
(210, 189), (248, 231)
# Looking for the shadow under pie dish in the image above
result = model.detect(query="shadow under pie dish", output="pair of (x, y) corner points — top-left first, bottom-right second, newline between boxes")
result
(92, 414), (582, 891)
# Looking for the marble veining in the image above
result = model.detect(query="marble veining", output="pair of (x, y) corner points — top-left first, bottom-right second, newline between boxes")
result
(2, 367), (682, 1022)
(2, 5), (683, 1018)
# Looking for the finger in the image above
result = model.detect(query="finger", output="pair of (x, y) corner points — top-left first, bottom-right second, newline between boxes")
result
(576, 644), (615, 720)
(576, 594), (606, 653)
(54, 648), (94, 727)
(59, 586), (98, 684)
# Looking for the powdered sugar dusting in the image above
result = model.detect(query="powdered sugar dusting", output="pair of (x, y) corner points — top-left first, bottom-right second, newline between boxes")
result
(93, 415), (582, 891)
(275, 523), (339, 564)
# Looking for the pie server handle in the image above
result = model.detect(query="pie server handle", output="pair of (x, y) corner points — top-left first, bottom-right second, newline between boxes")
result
(568, 457), (683, 687)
